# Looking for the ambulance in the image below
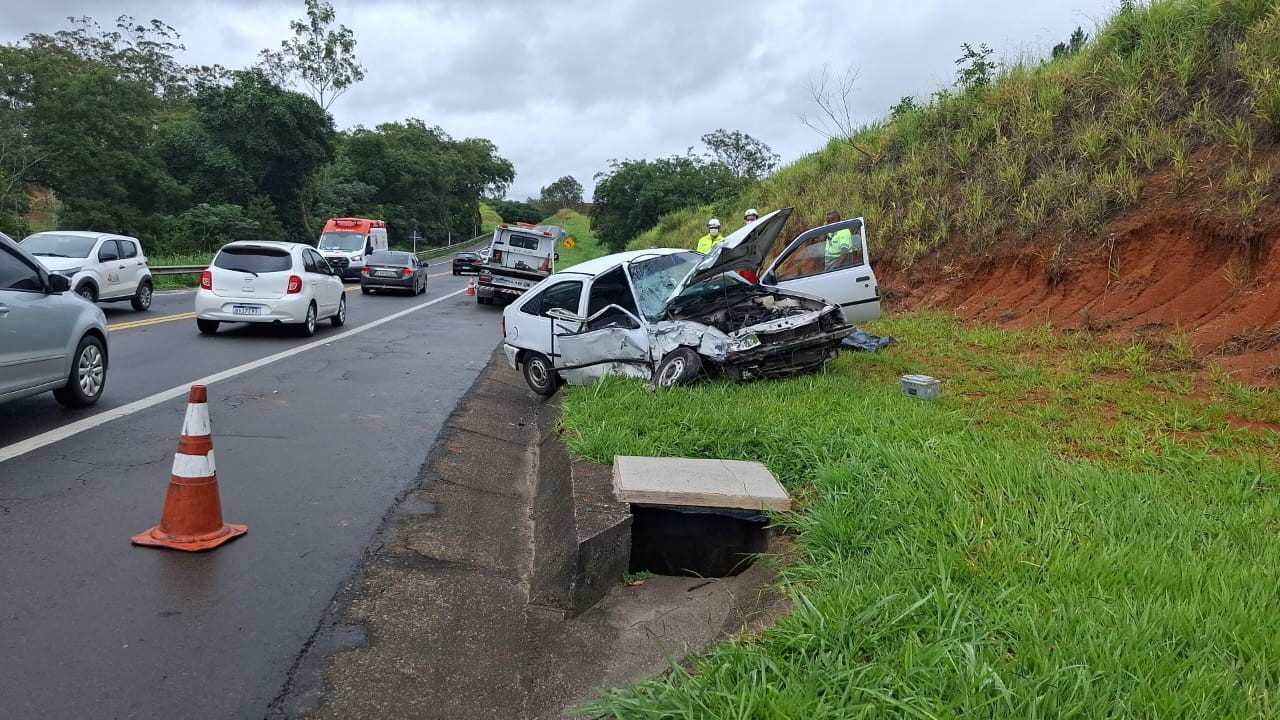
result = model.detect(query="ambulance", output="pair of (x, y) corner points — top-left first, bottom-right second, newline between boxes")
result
(317, 218), (389, 280)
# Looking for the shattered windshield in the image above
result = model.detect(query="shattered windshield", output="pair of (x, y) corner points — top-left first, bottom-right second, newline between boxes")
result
(626, 251), (700, 321)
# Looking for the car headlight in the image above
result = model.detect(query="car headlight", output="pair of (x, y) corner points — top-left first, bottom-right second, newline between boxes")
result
(58, 267), (83, 276)
(352, 255), (362, 262)
(728, 333), (761, 352)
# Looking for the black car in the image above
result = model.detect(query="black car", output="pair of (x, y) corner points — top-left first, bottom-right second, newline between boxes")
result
(452, 251), (484, 275)
(360, 251), (428, 295)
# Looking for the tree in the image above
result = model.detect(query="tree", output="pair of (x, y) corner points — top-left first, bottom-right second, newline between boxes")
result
(491, 200), (543, 225)
(186, 70), (336, 238)
(799, 63), (875, 160)
(590, 154), (737, 251)
(1052, 27), (1089, 59)
(700, 129), (780, 180)
(539, 175), (583, 213)
(258, 0), (365, 110)
(955, 42), (998, 89)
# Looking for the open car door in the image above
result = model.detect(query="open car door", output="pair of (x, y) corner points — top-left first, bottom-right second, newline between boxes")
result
(549, 305), (652, 384)
(759, 217), (881, 323)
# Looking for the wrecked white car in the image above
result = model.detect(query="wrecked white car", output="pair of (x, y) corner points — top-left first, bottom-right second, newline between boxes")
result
(501, 207), (881, 395)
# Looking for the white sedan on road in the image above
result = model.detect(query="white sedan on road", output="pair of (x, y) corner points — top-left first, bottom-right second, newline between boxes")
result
(195, 241), (347, 336)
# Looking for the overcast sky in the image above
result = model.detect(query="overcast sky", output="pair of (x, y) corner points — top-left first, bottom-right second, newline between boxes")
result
(2, 0), (1120, 201)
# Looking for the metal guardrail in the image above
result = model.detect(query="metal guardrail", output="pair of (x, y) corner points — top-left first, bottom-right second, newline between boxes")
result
(148, 232), (494, 275)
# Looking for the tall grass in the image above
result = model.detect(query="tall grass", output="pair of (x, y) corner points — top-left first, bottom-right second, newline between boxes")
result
(565, 312), (1279, 718)
(627, 0), (1280, 265)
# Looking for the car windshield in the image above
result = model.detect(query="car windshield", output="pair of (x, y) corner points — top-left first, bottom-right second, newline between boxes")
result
(214, 246), (292, 273)
(368, 251), (410, 266)
(20, 233), (96, 259)
(626, 251), (701, 321)
(317, 232), (364, 252)
(456, 253), (478, 260)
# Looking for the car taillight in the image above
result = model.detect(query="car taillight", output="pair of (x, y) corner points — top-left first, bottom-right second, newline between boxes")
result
(361, 266), (371, 275)
(401, 267), (412, 277)
(200, 270), (212, 290)
(287, 275), (303, 294)
(479, 274), (492, 282)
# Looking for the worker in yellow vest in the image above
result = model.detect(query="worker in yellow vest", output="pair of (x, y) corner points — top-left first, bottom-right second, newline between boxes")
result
(696, 218), (722, 254)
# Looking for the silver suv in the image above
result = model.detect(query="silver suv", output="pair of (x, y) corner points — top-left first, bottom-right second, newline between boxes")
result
(0, 231), (109, 407)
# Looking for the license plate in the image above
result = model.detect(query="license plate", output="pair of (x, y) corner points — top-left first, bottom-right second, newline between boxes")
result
(232, 305), (261, 316)
(375, 270), (398, 277)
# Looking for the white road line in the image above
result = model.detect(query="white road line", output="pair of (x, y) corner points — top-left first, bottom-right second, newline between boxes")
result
(0, 288), (468, 465)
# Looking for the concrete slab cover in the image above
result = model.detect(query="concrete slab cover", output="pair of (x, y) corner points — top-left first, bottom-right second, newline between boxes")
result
(612, 456), (791, 511)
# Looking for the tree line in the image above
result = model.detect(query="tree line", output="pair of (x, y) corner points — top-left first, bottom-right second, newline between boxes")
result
(0, 3), (513, 254)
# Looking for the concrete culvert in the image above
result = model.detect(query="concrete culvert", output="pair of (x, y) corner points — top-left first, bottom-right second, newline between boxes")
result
(628, 505), (771, 578)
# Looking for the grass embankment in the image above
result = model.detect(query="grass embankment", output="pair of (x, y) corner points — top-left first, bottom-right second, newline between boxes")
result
(566, 314), (1278, 717)
(540, 208), (611, 269)
(479, 202), (503, 234)
(629, 0), (1280, 271)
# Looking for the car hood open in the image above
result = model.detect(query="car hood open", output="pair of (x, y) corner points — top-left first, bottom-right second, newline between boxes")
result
(670, 207), (792, 302)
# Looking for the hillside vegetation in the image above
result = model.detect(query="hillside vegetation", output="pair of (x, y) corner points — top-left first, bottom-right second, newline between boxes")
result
(629, 0), (1280, 381)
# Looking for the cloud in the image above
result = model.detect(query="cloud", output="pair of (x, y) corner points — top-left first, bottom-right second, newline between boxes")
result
(1, 0), (1122, 200)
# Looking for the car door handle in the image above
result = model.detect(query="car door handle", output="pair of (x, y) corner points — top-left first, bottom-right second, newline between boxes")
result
(856, 275), (870, 282)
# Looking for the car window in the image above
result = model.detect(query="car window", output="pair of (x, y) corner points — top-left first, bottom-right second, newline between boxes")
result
(0, 245), (44, 292)
(507, 234), (542, 251)
(521, 280), (582, 318)
(771, 224), (865, 281)
(587, 267), (640, 318)
(302, 249), (319, 273)
(368, 251), (408, 266)
(214, 246), (293, 273)
(20, 233), (96, 259)
(97, 240), (121, 262)
(120, 240), (139, 259)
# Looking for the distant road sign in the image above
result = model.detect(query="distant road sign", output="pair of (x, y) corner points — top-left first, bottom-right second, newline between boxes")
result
(563, 237), (576, 249)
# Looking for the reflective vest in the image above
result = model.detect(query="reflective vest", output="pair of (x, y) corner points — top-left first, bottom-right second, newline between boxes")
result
(696, 233), (720, 254)
(825, 228), (854, 260)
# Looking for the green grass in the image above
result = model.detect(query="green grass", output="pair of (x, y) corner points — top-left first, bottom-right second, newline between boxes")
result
(480, 202), (503, 233)
(564, 312), (1279, 718)
(540, 208), (612, 269)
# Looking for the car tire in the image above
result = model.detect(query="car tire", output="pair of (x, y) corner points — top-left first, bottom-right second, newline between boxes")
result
(131, 279), (153, 311)
(197, 319), (219, 334)
(76, 282), (98, 303)
(52, 335), (106, 408)
(522, 352), (560, 397)
(654, 347), (703, 388)
(299, 303), (317, 337)
(330, 294), (347, 327)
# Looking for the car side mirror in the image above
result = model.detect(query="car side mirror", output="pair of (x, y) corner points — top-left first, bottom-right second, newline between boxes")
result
(420, 261), (428, 268)
(47, 273), (71, 293)
(553, 252), (560, 262)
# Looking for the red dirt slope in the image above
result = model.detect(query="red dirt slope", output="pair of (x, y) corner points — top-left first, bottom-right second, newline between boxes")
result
(880, 175), (1280, 386)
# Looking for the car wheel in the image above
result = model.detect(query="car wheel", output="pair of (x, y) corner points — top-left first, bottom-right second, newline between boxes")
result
(131, 279), (153, 311)
(299, 303), (317, 337)
(52, 335), (106, 408)
(331, 295), (346, 327)
(197, 319), (219, 334)
(522, 352), (560, 397)
(654, 348), (703, 388)
(76, 283), (98, 303)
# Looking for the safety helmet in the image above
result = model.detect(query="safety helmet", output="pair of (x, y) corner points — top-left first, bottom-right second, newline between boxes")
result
(744, 208), (759, 219)
(708, 218), (721, 228)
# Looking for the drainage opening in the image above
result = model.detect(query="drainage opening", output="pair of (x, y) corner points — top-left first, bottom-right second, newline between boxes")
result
(628, 505), (770, 578)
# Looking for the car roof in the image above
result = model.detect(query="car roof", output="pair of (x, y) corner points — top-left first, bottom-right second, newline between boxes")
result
(558, 247), (692, 278)
(24, 230), (134, 240)
(219, 241), (308, 251)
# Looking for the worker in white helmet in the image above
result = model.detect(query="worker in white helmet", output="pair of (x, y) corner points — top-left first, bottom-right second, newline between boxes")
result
(743, 208), (759, 224)
(696, 218), (723, 253)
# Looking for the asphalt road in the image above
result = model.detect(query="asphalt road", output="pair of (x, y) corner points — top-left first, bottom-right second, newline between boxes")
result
(0, 269), (508, 719)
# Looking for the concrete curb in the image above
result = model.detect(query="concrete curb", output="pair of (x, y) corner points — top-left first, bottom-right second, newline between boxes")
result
(280, 348), (790, 719)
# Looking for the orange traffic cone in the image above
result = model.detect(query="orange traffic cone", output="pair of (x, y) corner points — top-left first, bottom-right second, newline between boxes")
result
(466, 278), (476, 296)
(538, 253), (551, 272)
(132, 385), (247, 552)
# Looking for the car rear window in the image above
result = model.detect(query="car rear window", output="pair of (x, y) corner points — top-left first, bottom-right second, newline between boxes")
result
(368, 251), (410, 266)
(214, 246), (293, 273)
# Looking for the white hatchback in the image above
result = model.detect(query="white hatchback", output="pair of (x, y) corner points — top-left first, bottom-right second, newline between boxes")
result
(195, 241), (346, 336)
(21, 230), (154, 310)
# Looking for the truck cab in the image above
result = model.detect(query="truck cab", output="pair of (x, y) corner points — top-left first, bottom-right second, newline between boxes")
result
(475, 223), (561, 305)
(318, 218), (389, 280)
